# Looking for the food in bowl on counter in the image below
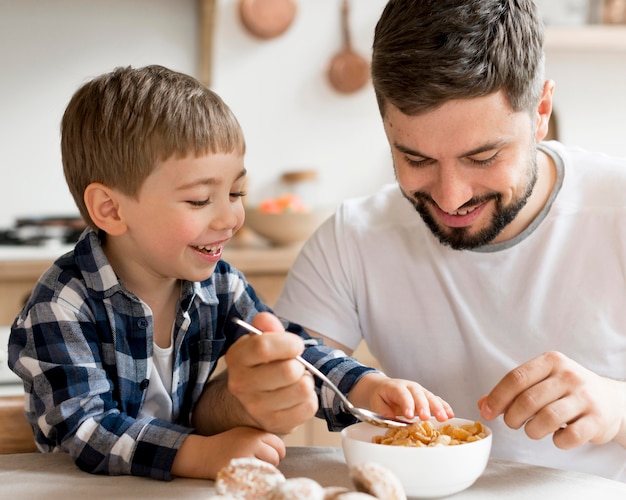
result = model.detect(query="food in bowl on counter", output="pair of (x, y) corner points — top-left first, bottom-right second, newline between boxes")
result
(257, 193), (309, 213)
(342, 419), (493, 498)
(373, 419), (487, 447)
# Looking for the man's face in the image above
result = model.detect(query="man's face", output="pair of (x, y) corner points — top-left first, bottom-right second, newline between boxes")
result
(383, 91), (541, 250)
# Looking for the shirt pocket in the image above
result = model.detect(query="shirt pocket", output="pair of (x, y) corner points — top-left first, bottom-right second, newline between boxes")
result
(194, 338), (226, 385)
(197, 337), (225, 363)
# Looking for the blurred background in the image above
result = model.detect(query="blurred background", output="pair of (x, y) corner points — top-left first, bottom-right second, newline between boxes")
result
(0, 0), (625, 230)
(1, 0), (626, 450)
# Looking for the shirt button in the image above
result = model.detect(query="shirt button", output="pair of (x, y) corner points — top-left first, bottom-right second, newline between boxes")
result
(137, 318), (149, 329)
(140, 379), (150, 391)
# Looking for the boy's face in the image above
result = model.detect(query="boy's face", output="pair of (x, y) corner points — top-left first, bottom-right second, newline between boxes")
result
(383, 89), (550, 249)
(114, 152), (246, 283)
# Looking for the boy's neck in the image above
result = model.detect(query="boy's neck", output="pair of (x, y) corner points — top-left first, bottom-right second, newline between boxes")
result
(101, 236), (181, 347)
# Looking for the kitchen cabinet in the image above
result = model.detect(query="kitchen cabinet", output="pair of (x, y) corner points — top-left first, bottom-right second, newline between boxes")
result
(0, 243), (301, 325)
(0, 396), (37, 453)
(0, 242), (380, 450)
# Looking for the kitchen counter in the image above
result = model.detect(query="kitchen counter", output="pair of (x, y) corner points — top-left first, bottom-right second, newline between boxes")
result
(0, 240), (303, 325)
(2, 448), (626, 498)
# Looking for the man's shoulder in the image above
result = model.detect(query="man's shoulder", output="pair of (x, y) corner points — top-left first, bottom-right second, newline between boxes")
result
(554, 143), (626, 207)
(336, 183), (419, 232)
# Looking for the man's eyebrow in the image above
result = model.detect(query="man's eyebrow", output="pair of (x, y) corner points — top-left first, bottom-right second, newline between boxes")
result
(461, 142), (507, 157)
(177, 168), (247, 190)
(393, 141), (507, 159)
(393, 143), (430, 158)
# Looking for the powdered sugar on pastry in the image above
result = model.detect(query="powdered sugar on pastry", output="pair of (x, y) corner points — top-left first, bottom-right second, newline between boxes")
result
(215, 457), (285, 499)
(350, 461), (407, 500)
(335, 494), (378, 500)
(323, 486), (352, 499)
(265, 477), (325, 499)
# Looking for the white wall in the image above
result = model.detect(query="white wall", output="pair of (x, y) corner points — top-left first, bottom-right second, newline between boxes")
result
(1, 0), (624, 229)
(544, 49), (626, 155)
(0, 0), (198, 228)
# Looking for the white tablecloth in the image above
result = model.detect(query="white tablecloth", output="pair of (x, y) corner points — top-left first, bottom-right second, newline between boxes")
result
(1, 447), (625, 499)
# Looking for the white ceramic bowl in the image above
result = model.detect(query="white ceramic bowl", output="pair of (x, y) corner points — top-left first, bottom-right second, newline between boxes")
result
(244, 208), (332, 246)
(341, 418), (492, 498)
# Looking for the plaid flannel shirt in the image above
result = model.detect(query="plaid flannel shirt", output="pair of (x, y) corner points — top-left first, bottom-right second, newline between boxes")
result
(8, 228), (375, 480)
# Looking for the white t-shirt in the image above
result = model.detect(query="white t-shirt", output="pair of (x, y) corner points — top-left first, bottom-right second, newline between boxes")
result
(140, 341), (174, 422)
(275, 141), (626, 481)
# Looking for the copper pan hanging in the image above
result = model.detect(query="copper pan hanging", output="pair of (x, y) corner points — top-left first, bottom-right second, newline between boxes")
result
(238, 0), (297, 40)
(327, 0), (369, 94)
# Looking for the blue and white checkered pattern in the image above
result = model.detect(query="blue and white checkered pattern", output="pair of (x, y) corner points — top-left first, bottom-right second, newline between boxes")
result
(8, 228), (375, 479)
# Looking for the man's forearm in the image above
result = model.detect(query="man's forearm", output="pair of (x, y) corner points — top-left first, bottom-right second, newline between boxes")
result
(191, 370), (258, 435)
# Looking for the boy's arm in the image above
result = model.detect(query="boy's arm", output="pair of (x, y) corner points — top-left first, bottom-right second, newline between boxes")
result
(171, 427), (285, 479)
(9, 305), (190, 480)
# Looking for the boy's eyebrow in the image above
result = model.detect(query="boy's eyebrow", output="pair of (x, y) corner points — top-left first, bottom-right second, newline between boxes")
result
(177, 168), (247, 190)
(393, 141), (506, 159)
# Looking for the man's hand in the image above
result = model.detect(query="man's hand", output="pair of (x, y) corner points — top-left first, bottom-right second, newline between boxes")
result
(224, 312), (318, 434)
(478, 351), (626, 449)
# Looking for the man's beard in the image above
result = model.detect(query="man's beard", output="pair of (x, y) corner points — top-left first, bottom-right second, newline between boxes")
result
(401, 155), (538, 250)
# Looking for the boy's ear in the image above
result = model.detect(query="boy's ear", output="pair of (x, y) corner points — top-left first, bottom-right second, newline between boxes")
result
(535, 80), (555, 143)
(83, 183), (128, 236)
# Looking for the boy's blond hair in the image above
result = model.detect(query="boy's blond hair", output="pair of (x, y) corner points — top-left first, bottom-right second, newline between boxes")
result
(61, 65), (246, 229)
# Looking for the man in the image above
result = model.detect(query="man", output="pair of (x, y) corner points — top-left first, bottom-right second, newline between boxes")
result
(274, 0), (626, 481)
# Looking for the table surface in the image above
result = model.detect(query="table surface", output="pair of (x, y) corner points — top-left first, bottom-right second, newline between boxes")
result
(1, 447), (626, 499)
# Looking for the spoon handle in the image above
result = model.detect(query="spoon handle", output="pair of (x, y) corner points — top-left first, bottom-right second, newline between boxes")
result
(231, 318), (354, 410)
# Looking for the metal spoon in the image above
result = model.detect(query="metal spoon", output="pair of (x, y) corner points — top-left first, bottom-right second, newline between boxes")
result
(232, 318), (409, 428)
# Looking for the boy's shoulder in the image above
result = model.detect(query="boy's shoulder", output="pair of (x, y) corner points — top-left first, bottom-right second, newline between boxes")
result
(24, 249), (92, 311)
(22, 229), (120, 313)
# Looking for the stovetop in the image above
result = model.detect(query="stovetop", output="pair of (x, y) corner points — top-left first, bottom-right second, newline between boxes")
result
(0, 215), (85, 247)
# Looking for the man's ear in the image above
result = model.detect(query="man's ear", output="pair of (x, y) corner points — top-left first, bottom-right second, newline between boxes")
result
(83, 183), (128, 236)
(535, 80), (555, 143)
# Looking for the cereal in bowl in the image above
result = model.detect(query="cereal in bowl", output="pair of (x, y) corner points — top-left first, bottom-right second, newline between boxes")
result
(373, 420), (487, 447)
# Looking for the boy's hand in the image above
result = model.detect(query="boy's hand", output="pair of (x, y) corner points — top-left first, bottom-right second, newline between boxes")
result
(349, 372), (455, 422)
(225, 312), (318, 434)
(172, 427), (286, 479)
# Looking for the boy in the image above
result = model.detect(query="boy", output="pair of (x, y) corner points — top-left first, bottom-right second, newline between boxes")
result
(9, 65), (452, 480)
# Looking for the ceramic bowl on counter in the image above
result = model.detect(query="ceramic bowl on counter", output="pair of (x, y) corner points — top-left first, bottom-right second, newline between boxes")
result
(243, 208), (332, 246)
(341, 418), (492, 498)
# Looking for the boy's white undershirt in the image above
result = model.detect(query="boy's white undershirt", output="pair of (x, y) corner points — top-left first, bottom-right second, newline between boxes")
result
(139, 333), (174, 421)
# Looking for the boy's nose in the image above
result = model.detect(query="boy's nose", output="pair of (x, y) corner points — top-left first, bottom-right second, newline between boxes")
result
(210, 203), (239, 230)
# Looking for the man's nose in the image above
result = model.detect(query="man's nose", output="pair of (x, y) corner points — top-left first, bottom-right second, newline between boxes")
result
(429, 165), (473, 213)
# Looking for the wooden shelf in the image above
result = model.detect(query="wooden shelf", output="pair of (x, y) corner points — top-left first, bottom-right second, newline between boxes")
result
(545, 25), (626, 51)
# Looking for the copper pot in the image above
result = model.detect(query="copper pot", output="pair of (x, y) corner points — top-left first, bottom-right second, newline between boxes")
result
(239, 0), (297, 40)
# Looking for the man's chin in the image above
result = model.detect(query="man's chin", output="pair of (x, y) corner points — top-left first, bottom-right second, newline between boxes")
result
(426, 218), (499, 250)
(435, 231), (485, 250)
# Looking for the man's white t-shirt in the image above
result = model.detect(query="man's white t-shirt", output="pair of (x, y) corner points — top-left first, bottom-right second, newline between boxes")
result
(275, 141), (626, 481)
